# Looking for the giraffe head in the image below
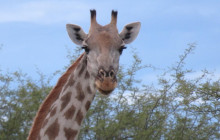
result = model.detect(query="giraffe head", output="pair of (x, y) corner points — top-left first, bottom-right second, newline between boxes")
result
(66, 10), (140, 95)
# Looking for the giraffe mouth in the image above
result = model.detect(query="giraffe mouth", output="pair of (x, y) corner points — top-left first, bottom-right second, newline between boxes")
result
(95, 77), (117, 95)
(96, 87), (114, 95)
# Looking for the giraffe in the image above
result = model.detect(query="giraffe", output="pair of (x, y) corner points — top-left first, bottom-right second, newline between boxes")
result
(28, 10), (141, 140)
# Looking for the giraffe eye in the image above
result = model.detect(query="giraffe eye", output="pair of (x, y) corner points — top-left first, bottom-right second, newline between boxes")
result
(82, 46), (90, 54)
(119, 46), (127, 55)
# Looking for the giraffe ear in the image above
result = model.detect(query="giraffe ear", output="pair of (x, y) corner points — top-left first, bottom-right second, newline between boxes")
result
(119, 22), (141, 44)
(66, 24), (87, 46)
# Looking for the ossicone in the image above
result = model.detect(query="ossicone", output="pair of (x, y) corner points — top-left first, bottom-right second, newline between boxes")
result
(111, 10), (118, 25)
(90, 9), (97, 26)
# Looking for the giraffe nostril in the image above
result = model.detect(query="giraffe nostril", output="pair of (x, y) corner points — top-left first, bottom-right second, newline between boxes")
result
(109, 70), (115, 78)
(99, 69), (105, 77)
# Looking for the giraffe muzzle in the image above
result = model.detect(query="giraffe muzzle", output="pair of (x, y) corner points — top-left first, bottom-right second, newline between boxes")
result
(95, 68), (117, 95)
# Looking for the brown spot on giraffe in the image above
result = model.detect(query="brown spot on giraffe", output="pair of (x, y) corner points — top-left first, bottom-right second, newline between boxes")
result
(78, 63), (86, 77)
(76, 82), (85, 101)
(76, 110), (83, 125)
(50, 106), (57, 117)
(60, 91), (72, 111)
(84, 71), (90, 79)
(64, 127), (78, 140)
(42, 118), (49, 128)
(63, 84), (69, 93)
(68, 74), (75, 86)
(85, 101), (91, 111)
(87, 86), (92, 94)
(63, 74), (76, 92)
(45, 119), (60, 139)
(64, 105), (76, 120)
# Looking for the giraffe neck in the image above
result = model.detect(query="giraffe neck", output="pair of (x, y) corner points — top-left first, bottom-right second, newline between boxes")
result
(28, 53), (96, 140)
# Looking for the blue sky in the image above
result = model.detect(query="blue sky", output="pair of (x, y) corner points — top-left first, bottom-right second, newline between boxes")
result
(0, 0), (220, 84)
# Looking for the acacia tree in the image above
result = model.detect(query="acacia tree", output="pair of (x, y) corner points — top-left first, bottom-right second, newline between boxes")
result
(0, 71), (52, 140)
(0, 44), (219, 140)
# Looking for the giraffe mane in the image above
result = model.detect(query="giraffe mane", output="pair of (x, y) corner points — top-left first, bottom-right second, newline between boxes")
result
(28, 53), (85, 140)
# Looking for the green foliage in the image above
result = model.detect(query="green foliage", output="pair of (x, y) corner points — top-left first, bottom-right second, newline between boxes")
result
(0, 71), (52, 140)
(0, 44), (219, 139)
(79, 44), (220, 140)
